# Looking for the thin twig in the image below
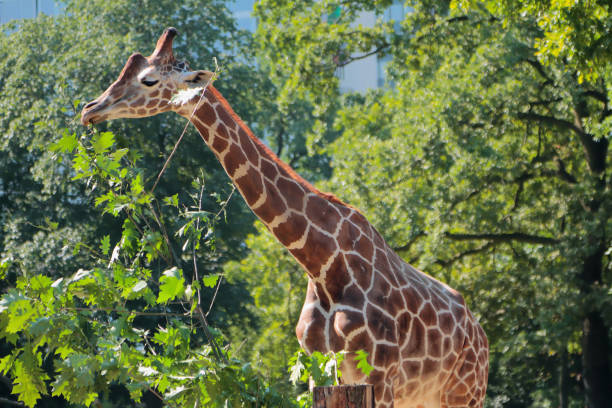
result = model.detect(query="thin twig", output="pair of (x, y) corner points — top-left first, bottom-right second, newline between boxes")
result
(150, 59), (220, 193)
(0, 397), (24, 407)
(147, 201), (177, 265)
(206, 275), (223, 317)
(189, 178), (230, 363)
(147, 386), (178, 408)
(205, 186), (235, 317)
(60, 306), (187, 317)
(196, 306), (228, 364)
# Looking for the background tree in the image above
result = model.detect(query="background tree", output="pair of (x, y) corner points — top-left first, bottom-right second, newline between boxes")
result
(245, 0), (612, 406)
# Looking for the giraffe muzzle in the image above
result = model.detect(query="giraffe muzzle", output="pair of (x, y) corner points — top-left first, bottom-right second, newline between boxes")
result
(80, 99), (106, 126)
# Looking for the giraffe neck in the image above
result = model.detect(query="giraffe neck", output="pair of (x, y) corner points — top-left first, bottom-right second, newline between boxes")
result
(182, 86), (357, 281)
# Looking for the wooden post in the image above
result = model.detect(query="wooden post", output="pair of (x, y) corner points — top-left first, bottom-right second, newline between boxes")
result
(313, 384), (374, 408)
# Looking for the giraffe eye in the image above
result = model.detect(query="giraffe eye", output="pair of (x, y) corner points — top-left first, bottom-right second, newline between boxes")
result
(141, 79), (159, 87)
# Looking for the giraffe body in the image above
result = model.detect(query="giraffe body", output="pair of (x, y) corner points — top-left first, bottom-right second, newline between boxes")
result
(81, 28), (488, 408)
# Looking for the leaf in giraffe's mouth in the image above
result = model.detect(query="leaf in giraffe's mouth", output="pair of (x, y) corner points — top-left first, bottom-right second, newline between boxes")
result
(171, 87), (205, 106)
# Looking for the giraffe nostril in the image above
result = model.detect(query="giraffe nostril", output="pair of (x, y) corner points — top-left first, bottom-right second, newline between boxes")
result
(84, 100), (98, 110)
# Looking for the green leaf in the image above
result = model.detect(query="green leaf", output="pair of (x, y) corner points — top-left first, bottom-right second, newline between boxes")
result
(354, 350), (373, 377)
(29, 275), (52, 292)
(6, 299), (37, 334)
(163, 194), (179, 207)
(0, 352), (17, 375)
(289, 356), (304, 385)
(12, 356), (49, 407)
(50, 130), (78, 153)
(100, 235), (110, 256)
(157, 268), (185, 304)
(0, 257), (10, 280)
(91, 131), (115, 154)
(202, 274), (219, 288)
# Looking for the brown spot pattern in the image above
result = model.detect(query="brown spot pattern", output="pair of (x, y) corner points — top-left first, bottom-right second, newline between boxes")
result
(260, 158), (278, 181)
(324, 256), (350, 302)
(337, 221), (361, 251)
(234, 166), (263, 207)
(273, 213), (308, 247)
(366, 304), (396, 343)
(222, 143), (246, 176)
(305, 195), (342, 235)
(277, 178), (305, 210)
(253, 180), (287, 223)
(216, 105), (235, 128)
(289, 227), (336, 275)
(333, 310), (364, 337)
(238, 128), (259, 165)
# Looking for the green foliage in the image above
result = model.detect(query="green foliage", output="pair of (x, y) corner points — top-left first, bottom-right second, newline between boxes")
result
(289, 350), (345, 388)
(288, 350), (345, 408)
(2, 0), (611, 406)
(157, 267), (187, 304)
(287, 350), (374, 408)
(454, 0), (612, 81)
(0, 129), (295, 407)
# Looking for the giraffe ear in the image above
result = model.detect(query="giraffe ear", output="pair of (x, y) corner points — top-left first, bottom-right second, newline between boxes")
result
(181, 70), (214, 87)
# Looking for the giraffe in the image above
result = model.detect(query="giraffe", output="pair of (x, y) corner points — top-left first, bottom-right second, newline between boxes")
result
(80, 28), (488, 408)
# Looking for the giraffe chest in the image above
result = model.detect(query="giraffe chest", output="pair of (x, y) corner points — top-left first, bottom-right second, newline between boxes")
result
(295, 280), (334, 353)
(295, 279), (368, 354)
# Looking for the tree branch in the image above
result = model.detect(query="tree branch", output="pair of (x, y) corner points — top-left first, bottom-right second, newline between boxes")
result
(445, 232), (559, 245)
(519, 110), (608, 173)
(276, 127), (285, 157)
(435, 241), (495, 268)
(553, 156), (578, 184)
(572, 109), (608, 174)
(517, 112), (583, 136)
(60, 307), (188, 317)
(528, 98), (563, 107)
(393, 231), (426, 252)
(0, 397), (24, 407)
(335, 43), (390, 68)
(582, 90), (608, 104)
(522, 59), (553, 85)
(511, 180), (524, 211)
(446, 15), (469, 24)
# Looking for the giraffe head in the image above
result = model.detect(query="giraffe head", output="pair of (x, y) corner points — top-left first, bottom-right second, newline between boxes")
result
(81, 27), (213, 126)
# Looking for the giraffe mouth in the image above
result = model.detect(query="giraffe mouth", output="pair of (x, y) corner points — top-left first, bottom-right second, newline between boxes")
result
(80, 100), (106, 126)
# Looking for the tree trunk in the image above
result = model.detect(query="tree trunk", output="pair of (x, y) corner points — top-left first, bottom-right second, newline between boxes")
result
(581, 247), (612, 408)
(313, 385), (374, 408)
(582, 310), (611, 408)
(559, 349), (568, 408)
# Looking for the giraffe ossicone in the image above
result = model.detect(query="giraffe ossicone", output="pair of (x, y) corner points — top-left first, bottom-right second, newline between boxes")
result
(81, 27), (489, 408)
